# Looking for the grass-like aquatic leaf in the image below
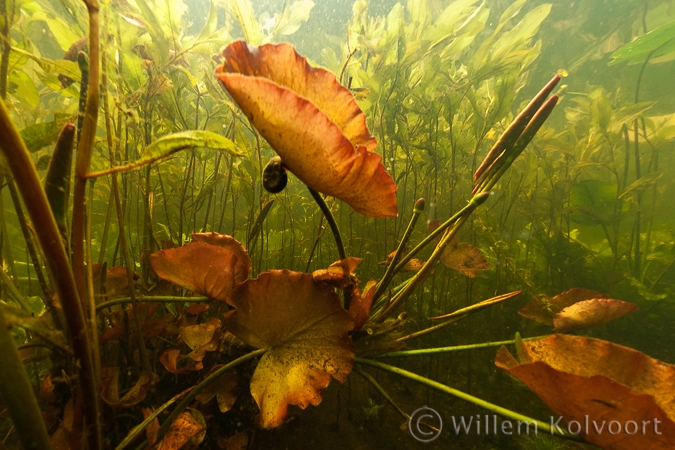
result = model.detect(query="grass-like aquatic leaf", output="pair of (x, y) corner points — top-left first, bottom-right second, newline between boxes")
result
(610, 19), (675, 65)
(87, 131), (243, 178)
(44, 123), (75, 245)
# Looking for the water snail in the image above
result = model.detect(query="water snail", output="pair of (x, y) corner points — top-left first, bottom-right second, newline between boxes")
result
(263, 156), (288, 193)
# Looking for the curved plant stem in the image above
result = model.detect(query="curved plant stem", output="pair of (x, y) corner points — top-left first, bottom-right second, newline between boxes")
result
(353, 366), (410, 421)
(374, 192), (490, 322)
(114, 386), (195, 450)
(374, 198), (424, 301)
(377, 335), (550, 358)
(308, 187), (345, 260)
(142, 348), (267, 450)
(0, 303), (52, 450)
(355, 357), (582, 441)
(0, 98), (101, 449)
(96, 296), (210, 312)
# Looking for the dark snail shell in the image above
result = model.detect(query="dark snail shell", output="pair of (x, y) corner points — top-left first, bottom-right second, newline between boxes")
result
(263, 156), (288, 193)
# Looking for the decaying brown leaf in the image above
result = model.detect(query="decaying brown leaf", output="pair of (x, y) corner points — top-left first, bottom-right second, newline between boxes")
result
(216, 41), (397, 218)
(224, 269), (354, 428)
(496, 334), (675, 449)
(553, 299), (638, 333)
(159, 348), (203, 374)
(196, 366), (239, 413)
(100, 367), (154, 408)
(519, 288), (606, 326)
(157, 411), (205, 450)
(439, 235), (488, 278)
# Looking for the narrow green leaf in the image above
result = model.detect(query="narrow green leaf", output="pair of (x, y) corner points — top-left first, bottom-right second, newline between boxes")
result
(20, 114), (73, 153)
(229, 0), (263, 45)
(87, 131), (244, 178)
(197, 0), (218, 41)
(247, 199), (275, 250)
(619, 172), (662, 199)
(610, 20), (675, 65)
(274, 0), (315, 37)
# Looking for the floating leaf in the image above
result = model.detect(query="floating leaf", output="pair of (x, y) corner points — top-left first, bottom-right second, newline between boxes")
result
(150, 232), (251, 301)
(440, 239), (488, 277)
(157, 411), (205, 450)
(216, 41), (397, 218)
(553, 299), (638, 333)
(519, 288), (607, 326)
(224, 270), (354, 428)
(312, 257), (362, 290)
(496, 335), (675, 449)
(100, 367), (153, 408)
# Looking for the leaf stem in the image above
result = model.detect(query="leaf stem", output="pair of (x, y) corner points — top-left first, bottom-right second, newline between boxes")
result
(377, 335), (550, 358)
(308, 188), (346, 260)
(96, 296), (210, 312)
(355, 357), (582, 440)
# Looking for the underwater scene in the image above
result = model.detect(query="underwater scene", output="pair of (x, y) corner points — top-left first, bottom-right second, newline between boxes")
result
(1, 0), (675, 448)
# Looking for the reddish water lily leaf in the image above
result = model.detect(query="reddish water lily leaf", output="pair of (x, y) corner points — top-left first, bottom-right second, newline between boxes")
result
(100, 367), (154, 408)
(313, 257), (362, 289)
(216, 40), (397, 218)
(142, 407), (160, 447)
(159, 349), (203, 374)
(157, 411), (204, 450)
(224, 270), (354, 428)
(519, 288), (607, 326)
(179, 318), (222, 362)
(496, 335), (675, 449)
(150, 232), (250, 301)
(348, 279), (376, 331)
(440, 237), (488, 278)
(196, 367), (238, 413)
(553, 299), (638, 333)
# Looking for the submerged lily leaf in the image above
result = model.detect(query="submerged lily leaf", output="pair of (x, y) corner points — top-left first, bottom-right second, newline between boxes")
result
(159, 348), (203, 374)
(496, 335), (675, 449)
(348, 279), (376, 331)
(224, 270), (354, 428)
(150, 232), (251, 301)
(553, 299), (638, 333)
(439, 236), (488, 278)
(179, 318), (223, 362)
(100, 367), (154, 408)
(196, 367), (238, 413)
(157, 411), (205, 450)
(216, 40), (397, 218)
(519, 288), (606, 326)
(312, 257), (362, 289)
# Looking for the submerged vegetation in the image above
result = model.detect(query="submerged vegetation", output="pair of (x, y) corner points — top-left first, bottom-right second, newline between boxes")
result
(0, 0), (675, 448)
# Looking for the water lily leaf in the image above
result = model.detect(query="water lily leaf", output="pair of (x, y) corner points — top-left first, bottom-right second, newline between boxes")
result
(348, 279), (376, 331)
(100, 367), (154, 408)
(519, 288), (607, 326)
(496, 335), (675, 449)
(179, 318), (222, 361)
(224, 270), (354, 428)
(157, 411), (205, 450)
(150, 232), (251, 301)
(312, 257), (362, 289)
(440, 239), (488, 277)
(141, 407), (160, 447)
(216, 41), (397, 218)
(553, 299), (638, 333)
(196, 367), (238, 413)
(159, 348), (203, 374)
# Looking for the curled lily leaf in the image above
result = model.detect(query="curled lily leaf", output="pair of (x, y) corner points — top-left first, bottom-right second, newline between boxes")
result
(215, 40), (397, 218)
